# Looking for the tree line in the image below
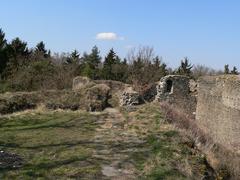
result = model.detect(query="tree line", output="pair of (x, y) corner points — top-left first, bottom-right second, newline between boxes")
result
(0, 28), (238, 92)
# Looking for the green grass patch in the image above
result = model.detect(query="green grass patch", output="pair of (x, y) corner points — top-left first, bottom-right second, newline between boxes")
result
(0, 104), (215, 179)
(0, 111), (101, 179)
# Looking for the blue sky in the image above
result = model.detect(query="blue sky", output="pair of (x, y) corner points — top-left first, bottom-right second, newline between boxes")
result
(1, 0), (240, 69)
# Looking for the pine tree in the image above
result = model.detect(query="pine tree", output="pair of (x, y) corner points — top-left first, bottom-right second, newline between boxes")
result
(71, 49), (80, 60)
(4, 37), (30, 77)
(0, 29), (8, 76)
(7, 38), (29, 65)
(102, 48), (121, 80)
(35, 41), (50, 58)
(0, 29), (6, 50)
(82, 46), (101, 79)
(176, 57), (193, 76)
(122, 58), (127, 65)
(66, 50), (80, 64)
(224, 64), (230, 74)
(231, 66), (238, 75)
(88, 46), (101, 69)
(153, 56), (168, 78)
(9, 38), (29, 56)
(159, 63), (168, 77)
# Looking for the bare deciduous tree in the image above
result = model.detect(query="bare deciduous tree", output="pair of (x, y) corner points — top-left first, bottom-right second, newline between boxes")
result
(127, 46), (168, 92)
(192, 64), (223, 79)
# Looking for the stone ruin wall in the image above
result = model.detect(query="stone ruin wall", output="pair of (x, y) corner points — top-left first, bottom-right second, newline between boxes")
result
(155, 75), (197, 117)
(72, 75), (240, 153)
(196, 75), (240, 151)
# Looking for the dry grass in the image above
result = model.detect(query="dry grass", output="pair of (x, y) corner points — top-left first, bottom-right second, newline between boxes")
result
(159, 102), (240, 179)
(121, 103), (216, 179)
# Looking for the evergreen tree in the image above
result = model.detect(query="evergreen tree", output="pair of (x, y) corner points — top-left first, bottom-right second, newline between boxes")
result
(47, 50), (51, 58)
(66, 49), (80, 64)
(88, 46), (101, 68)
(153, 56), (161, 67)
(231, 66), (238, 75)
(224, 64), (230, 74)
(176, 57), (193, 76)
(0, 29), (6, 47)
(36, 41), (47, 54)
(71, 49), (80, 60)
(82, 46), (101, 79)
(153, 56), (168, 78)
(118, 59), (129, 82)
(122, 58), (127, 65)
(3, 37), (30, 77)
(8, 38), (29, 56)
(35, 41), (50, 58)
(102, 48), (121, 80)
(0, 29), (8, 76)
(7, 38), (29, 66)
(110, 57), (129, 82)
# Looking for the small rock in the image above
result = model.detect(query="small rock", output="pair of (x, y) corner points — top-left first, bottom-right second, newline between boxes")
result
(120, 87), (143, 106)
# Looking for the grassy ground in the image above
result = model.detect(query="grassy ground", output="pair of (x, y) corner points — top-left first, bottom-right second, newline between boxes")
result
(0, 104), (214, 179)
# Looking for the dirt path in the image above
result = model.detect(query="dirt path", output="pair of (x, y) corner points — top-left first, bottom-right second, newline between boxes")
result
(93, 108), (145, 179)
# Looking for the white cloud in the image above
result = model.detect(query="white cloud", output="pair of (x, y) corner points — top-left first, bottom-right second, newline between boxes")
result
(96, 32), (124, 40)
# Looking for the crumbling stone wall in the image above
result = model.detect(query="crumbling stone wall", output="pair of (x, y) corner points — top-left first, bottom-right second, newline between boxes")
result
(155, 75), (197, 117)
(196, 75), (240, 151)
